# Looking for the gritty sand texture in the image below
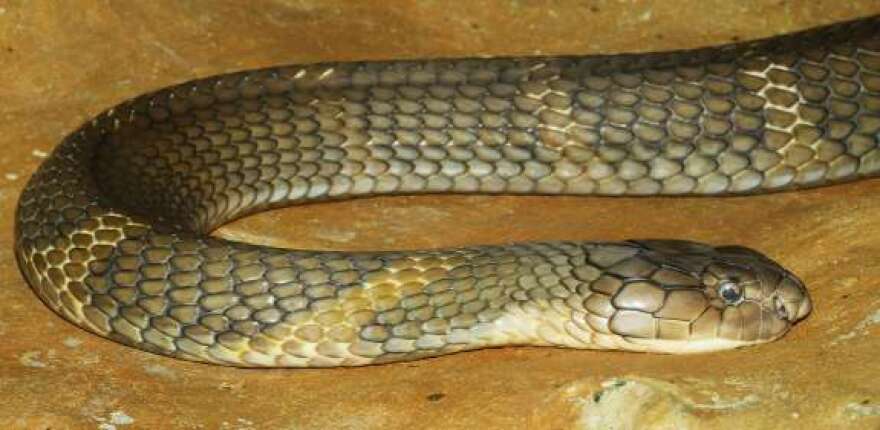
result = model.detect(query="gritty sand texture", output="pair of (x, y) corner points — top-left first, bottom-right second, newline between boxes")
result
(2, 1), (880, 429)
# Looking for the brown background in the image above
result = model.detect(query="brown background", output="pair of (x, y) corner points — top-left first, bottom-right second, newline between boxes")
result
(2, 1), (880, 429)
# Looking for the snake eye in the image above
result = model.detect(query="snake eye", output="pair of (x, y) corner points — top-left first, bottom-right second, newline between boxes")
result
(718, 280), (743, 304)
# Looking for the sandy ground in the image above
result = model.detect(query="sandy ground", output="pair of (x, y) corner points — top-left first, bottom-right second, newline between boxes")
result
(2, 1), (880, 429)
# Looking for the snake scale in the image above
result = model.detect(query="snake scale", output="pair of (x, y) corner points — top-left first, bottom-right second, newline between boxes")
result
(18, 17), (880, 368)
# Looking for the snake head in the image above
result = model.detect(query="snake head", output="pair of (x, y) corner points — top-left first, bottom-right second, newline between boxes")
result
(583, 240), (811, 353)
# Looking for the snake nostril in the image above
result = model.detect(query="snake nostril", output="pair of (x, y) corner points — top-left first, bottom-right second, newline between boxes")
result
(773, 296), (790, 320)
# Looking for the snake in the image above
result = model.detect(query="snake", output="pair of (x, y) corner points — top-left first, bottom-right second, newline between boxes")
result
(17, 16), (880, 368)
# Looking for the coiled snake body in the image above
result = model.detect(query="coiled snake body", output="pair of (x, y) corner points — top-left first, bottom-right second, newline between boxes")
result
(18, 17), (880, 367)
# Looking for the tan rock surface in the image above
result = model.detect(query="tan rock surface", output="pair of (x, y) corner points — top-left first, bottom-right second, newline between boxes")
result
(2, 1), (880, 429)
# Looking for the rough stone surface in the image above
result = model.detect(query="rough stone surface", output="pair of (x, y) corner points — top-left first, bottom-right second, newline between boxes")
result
(2, 1), (880, 429)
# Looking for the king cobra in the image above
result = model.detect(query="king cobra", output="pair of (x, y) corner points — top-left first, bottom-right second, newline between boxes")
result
(20, 17), (880, 368)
